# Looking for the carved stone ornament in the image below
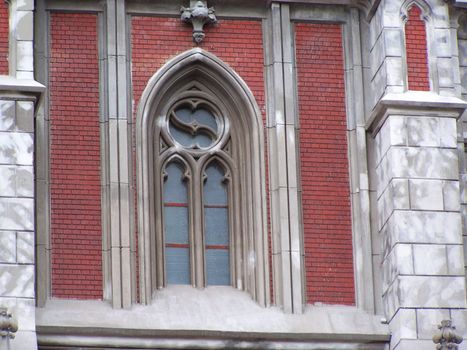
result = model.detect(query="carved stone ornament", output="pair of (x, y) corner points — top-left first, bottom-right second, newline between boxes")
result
(181, 1), (217, 44)
(0, 307), (18, 339)
(433, 320), (463, 350)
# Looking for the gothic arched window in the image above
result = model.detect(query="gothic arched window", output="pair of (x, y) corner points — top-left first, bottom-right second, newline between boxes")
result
(136, 49), (269, 306)
(158, 94), (235, 287)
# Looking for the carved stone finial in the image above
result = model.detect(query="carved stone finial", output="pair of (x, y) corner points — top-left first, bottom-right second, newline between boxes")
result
(0, 307), (18, 339)
(433, 320), (463, 350)
(181, 1), (217, 44)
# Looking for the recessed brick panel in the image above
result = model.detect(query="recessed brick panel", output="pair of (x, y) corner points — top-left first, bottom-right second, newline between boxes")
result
(405, 5), (430, 91)
(49, 13), (102, 299)
(295, 23), (355, 305)
(0, 1), (9, 75)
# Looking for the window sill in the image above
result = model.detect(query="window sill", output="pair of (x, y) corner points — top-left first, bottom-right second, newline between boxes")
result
(36, 286), (389, 349)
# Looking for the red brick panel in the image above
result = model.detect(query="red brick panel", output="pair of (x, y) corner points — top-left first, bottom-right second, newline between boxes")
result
(295, 23), (355, 305)
(0, 1), (9, 75)
(131, 17), (269, 298)
(49, 13), (102, 299)
(131, 17), (265, 120)
(405, 5), (430, 91)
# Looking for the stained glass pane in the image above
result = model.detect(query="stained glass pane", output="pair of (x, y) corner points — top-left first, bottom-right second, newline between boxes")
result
(206, 249), (230, 286)
(164, 162), (187, 203)
(203, 161), (230, 286)
(163, 161), (190, 285)
(205, 208), (229, 246)
(166, 247), (190, 285)
(169, 107), (217, 149)
(204, 163), (227, 205)
(165, 207), (188, 244)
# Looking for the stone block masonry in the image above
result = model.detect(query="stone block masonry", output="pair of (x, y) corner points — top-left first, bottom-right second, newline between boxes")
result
(0, 92), (42, 350)
(372, 95), (467, 350)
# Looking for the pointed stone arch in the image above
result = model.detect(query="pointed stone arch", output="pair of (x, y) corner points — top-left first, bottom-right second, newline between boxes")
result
(136, 48), (269, 306)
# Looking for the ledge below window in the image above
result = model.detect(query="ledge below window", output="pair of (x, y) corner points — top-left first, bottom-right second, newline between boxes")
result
(36, 286), (389, 349)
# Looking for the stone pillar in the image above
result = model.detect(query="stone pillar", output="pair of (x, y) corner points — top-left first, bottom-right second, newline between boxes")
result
(102, 0), (136, 308)
(0, 78), (44, 350)
(265, 2), (304, 313)
(370, 93), (467, 350)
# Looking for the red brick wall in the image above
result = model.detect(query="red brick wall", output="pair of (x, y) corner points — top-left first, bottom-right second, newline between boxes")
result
(49, 13), (102, 299)
(131, 16), (268, 298)
(131, 17), (265, 118)
(405, 5), (430, 91)
(0, 1), (9, 75)
(295, 23), (355, 305)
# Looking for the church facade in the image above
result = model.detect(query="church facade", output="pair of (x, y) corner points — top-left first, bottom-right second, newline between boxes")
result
(1, 0), (467, 349)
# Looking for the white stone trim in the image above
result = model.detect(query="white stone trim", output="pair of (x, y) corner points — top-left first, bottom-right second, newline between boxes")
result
(343, 8), (377, 314)
(35, 294), (389, 349)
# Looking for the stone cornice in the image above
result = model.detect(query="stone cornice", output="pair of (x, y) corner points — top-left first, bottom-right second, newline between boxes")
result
(366, 92), (467, 136)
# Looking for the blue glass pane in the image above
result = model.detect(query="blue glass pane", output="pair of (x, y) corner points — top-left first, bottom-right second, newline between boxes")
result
(206, 249), (230, 285)
(205, 208), (229, 245)
(176, 107), (217, 130)
(170, 122), (212, 148)
(203, 163), (227, 205)
(164, 207), (189, 244)
(164, 162), (187, 203)
(170, 107), (217, 148)
(166, 247), (190, 285)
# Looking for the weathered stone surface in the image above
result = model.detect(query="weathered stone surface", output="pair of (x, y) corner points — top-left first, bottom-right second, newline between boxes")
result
(0, 166), (16, 197)
(388, 147), (459, 180)
(0, 265), (34, 298)
(377, 178), (410, 229)
(0, 166), (33, 198)
(438, 118), (457, 148)
(16, 41), (33, 72)
(416, 309), (450, 340)
(0, 231), (16, 263)
(0, 133), (33, 166)
(438, 57), (454, 88)
(409, 179), (443, 211)
(443, 180), (461, 211)
(16, 232), (34, 264)
(0, 101), (16, 131)
(15, 11), (34, 41)
(382, 211), (462, 258)
(407, 117), (439, 147)
(15, 102), (34, 133)
(382, 243), (413, 292)
(413, 244), (447, 275)
(446, 245), (465, 276)
(0, 198), (34, 231)
(384, 276), (466, 320)
(389, 308), (417, 346)
(397, 276), (465, 309)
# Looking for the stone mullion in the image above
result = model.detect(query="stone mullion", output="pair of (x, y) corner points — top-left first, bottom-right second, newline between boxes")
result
(192, 163), (204, 288)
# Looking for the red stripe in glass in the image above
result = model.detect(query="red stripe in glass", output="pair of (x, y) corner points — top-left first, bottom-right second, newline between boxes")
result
(206, 245), (229, 250)
(164, 202), (188, 207)
(166, 243), (190, 248)
(204, 204), (228, 209)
